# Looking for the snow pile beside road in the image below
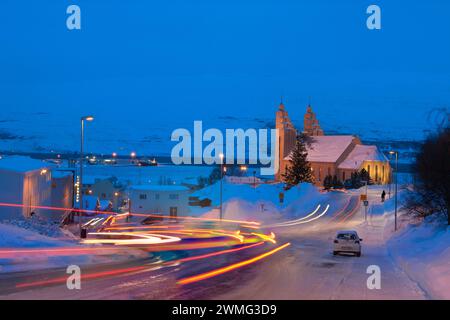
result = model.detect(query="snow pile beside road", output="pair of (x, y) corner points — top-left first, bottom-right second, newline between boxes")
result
(0, 222), (75, 248)
(194, 182), (355, 224)
(387, 217), (450, 299)
(2, 216), (69, 240)
(193, 182), (320, 209)
(200, 199), (282, 224)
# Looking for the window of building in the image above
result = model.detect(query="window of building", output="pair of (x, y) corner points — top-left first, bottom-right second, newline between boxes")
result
(139, 194), (147, 200)
(169, 194), (179, 200)
(155, 193), (160, 200)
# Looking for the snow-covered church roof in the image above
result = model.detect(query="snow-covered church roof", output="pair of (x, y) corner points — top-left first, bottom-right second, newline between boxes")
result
(284, 135), (357, 163)
(338, 145), (388, 170)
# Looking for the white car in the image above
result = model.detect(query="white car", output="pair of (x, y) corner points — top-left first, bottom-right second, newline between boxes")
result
(333, 230), (362, 257)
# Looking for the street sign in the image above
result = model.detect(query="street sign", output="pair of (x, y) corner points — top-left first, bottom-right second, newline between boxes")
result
(360, 194), (368, 201)
(363, 200), (369, 207)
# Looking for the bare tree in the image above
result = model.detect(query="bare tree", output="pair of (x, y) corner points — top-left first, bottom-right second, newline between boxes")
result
(407, 124), (449, 225)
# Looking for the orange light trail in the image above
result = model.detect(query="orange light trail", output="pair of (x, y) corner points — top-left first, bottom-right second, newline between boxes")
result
(177, 242), (291, 285)
(16, 265), (148, 289)
(129, 212), (260, 225)
(104, 225), (185, 230)
(0, 246), (125, 259)
(166, 242), (264, 265)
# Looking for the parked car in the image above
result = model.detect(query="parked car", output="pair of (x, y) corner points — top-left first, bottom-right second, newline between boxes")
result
(333, 230), (362, 257)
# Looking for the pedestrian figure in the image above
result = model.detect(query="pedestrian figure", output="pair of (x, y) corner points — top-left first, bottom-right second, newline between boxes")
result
(381, 190), (386, 202)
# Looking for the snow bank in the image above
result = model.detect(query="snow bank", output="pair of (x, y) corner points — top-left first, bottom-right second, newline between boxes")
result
(387, 217), (450, 299)
(192, 182), (354, 224)
(0, 222), (75, 249)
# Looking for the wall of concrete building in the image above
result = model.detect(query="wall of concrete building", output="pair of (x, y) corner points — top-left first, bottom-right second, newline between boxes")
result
(21, 170), (53, 219)
(0, 170), (24, 220)
(50, 174), (74, 222)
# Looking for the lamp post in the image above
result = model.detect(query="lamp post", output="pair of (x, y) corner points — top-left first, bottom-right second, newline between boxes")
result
(130, 151), (136, 164)
(389, 150), (399, 231)
(219, 153), (224, 221)
(79, 115), (94, 238)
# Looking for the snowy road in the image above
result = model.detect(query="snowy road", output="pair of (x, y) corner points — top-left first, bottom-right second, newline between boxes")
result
(0, 197), (427, 300)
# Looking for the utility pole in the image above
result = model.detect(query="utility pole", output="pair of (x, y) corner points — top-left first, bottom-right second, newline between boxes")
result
(219, 153), (224, 221)
(389, 150), (399, 231)
(79, 116), (94, 238)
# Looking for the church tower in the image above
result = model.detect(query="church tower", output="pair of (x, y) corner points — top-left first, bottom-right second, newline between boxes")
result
(303, 104), (324, 136)
(275, 100), (297, 180)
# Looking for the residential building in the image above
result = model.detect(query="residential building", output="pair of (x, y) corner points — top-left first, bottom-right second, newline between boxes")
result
(128, 185), (190, 218)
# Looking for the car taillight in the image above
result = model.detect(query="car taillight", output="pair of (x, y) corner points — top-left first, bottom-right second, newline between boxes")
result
(334, 240), (338, 243)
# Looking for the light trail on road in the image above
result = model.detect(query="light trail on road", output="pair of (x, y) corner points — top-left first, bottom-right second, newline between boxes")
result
(15, 265), (152, 289)
(82, 232), (181, 245)
(165, 242), (265, 265)
(177, 242), (291, 285)
(262, 204), (330, 228)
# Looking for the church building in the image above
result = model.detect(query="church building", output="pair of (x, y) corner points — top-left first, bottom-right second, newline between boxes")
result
(275, 102), (391, 185)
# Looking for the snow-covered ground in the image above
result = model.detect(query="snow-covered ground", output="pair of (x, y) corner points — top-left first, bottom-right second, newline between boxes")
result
(346, 184), (450, 300)
(191, 181), (353, 224)
(387, 217), (450, 299)
(0, 110), (425, 165)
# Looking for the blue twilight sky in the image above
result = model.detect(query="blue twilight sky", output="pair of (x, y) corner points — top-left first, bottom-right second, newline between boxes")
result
(0, 0), (449, 146)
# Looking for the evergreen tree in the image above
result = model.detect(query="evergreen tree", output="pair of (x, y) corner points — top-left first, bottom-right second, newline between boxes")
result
(332, 175), (344, 189)
(323, 175), (332, 190)
(283, 133), (314, 188)
(331, 175), (337, 188)
(360, 168), (371, 184)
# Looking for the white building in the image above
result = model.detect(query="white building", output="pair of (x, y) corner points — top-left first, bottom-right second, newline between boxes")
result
(0, 156), (53, 220)
(128, 185), (190, 218)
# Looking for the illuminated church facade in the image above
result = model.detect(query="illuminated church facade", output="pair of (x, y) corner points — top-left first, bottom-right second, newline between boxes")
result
(275, 102), (391, 185)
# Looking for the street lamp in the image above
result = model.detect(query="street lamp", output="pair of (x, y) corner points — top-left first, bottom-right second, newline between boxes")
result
(79, 115), (94, 238)
(389, 150), (399, 231)
(130, 151), (136, 164)
(219, 153), (224, 221)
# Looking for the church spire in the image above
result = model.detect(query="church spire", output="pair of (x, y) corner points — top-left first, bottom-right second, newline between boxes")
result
(278, 96), (285, 110)
(303, 103), (324, 136)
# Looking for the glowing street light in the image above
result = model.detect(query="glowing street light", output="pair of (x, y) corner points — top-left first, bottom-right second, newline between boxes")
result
(112, 152), (117, 158)
(79, 115), (94, 238)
